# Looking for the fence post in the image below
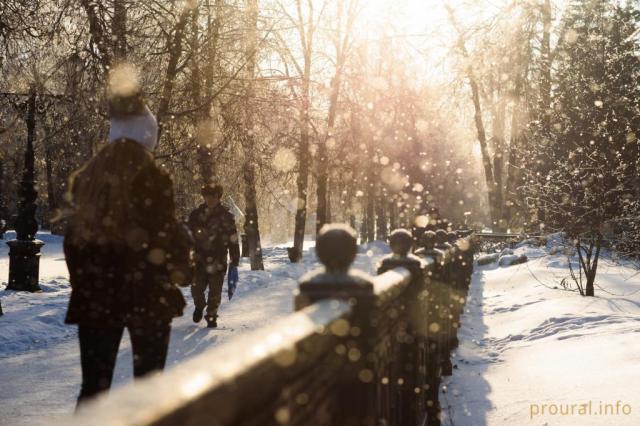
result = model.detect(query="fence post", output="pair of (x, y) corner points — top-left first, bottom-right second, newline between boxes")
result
(445, 232), (462, 352)
(377, 229), (429, 426)
(415, 230), (448, 425)
(294, 224), (377, 425)
(449, 233), (475, 351)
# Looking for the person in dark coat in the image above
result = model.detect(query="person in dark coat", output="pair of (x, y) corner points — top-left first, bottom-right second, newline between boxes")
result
(435, 229), (452, 250)
(60, 82), (193, 406)
(187, 184), (240, 328)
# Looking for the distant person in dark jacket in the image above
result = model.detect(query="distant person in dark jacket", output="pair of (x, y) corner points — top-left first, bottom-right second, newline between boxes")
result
(60, 72), (193, 406)
(188, 184), (240, 328)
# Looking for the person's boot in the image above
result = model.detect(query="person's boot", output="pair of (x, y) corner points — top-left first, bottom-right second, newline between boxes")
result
(206, 315), (217, 328)
(193, 308), (203, 323)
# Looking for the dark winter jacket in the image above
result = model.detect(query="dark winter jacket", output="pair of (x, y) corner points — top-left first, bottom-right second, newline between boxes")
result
(64, 140), (193, 327)
(187, 203), (240, 272)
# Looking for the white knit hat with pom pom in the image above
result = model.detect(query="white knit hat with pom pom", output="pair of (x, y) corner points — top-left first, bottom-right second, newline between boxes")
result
(106, 63), (158, 151)
(107, 106), (158, 151)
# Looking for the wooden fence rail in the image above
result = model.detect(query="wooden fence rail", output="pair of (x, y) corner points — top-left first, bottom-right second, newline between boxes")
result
(65, 225), (475, 426)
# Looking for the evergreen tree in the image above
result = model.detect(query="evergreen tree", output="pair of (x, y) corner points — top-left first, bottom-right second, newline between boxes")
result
(525, 0), (640, 295)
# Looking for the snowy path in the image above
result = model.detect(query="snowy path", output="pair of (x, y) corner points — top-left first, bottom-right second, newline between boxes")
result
(441, 244), (640, 426)
(0, 232), (389, 426)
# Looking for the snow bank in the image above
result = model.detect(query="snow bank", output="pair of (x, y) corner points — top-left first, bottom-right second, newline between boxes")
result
(0, 232), (71, 356)
(497, 253), (527, 267)
(441, 242), (640, 425)
(477, 253), (500, 266)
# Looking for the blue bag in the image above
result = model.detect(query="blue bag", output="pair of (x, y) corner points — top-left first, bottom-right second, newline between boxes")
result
(227, 266), (239, 300)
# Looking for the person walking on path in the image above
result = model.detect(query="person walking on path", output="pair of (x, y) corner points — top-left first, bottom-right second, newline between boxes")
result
(59, 70), (193, 406)
(188, 184), (240, 328)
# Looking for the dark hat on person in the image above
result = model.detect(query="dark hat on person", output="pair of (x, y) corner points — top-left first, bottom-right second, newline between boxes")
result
(107, 63), (146, 118)
(201, 183), (223, 198)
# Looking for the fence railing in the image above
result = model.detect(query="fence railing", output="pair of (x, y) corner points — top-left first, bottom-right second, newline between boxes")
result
(66, 225), (475, 426)
(473, 232), (533, 238)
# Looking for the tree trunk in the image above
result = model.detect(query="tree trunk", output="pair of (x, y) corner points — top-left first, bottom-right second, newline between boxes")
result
(366, 176), (375, 243)
(445, 5), (499, 227)
(492, 98), (506, 230)
(505, 57), (527, 228)
(360, 205), (368, 244)
(243, 162), (264, 270)
(205, 0), (223, 104)
(586, 235), (602, 297)
(241, 0), (264, 270)
(585, 272), (595, 297)
(576, 234), (602, 297)
(189, 6), (210, 185)
(469, 76), (499, 226)
(540, 0), (552, 133)
(389, 198), (398, 231)
(156, 7), (191, 141)
(315, 160), (328, 235)
(42, 125), (58, 226)
(375, 187), (387, 240)
(189, 5), (217, 185)
(197, 0), (224, 183)
(112, 0), (127, 62)
(189, 6), (201, 113)
(291, 0), (315, 261)
(315, 69), (335, 234)
(325, 175), (332, 224)
(80, 0), (112, 70)
(292, 53), (312, 261)
(504, 101), (520, 226)
(316, 2), (349, 234)
(536, 0), (552, 224)
(0, 153), (6, 220)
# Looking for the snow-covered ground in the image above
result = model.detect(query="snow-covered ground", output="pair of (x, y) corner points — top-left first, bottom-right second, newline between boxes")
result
(441, 239), (640, 426)
(4, 231), (640, 426)
(0, 231), (390, 426)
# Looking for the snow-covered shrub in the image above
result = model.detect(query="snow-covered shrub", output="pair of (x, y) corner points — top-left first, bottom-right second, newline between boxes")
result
(498, 254), (528, 267)
(500, 248), (514, 257)
(477, 253), (500, 266)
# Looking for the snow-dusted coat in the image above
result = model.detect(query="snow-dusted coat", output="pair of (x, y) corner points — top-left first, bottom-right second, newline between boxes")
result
(64, 139), (193, 327)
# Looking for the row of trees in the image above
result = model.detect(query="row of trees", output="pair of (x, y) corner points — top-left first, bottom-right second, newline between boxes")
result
(6, 0), (635, 297)
(448, 0), (640, 296)
(0, 1), (486, 270)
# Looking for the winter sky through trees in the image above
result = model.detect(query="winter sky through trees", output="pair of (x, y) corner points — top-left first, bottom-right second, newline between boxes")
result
(1, 0), (639, 254)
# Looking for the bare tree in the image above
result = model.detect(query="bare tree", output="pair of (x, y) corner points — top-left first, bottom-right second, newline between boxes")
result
(315, 0), (360, 234)
(275, 0), (327, 260)
(241, 0), (265, 270)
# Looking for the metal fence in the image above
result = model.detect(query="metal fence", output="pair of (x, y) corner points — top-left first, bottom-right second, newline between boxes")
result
(66, 225), (475, 426)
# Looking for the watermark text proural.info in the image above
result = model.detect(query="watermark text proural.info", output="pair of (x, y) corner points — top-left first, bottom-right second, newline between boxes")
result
(530, 401), (632, 420)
